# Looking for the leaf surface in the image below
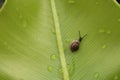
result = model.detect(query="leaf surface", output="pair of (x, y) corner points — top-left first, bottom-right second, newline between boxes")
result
(0, 0), (120, 80)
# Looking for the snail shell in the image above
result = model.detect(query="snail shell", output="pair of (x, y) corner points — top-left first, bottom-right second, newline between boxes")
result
(70, 40), (80, 52)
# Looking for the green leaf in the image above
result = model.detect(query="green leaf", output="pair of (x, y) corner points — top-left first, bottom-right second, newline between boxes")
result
(0, 0), (120, 80)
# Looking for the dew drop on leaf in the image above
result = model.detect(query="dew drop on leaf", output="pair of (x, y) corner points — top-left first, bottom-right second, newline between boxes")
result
(16, 8), (19, 12)
(65, 39), (70, 43)
(68, 0), (75, 4)
(118, 18), (120, 22)
(94, 72), (100, 78)
(114, 75), (118, 80)
(95, 2), (99, 5)
(50, 54), (57, 60)
(102, 44), (107, 49)
(106, 30), (111, 34)
(47, 66), (53, 72)
(98, 29), (105, 33)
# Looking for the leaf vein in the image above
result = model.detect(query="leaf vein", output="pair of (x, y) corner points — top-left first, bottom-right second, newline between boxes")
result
(50, 0), (70, 80)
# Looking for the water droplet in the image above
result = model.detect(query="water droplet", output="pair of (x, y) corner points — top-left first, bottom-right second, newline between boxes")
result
(102, 44), (107, 49)
(118, 18), (120, 22)
(94, 72), (100, 78)
(68, 0), (75, 4)
(106, 30), (111, 34)
(47, 66), (53, 72)
(16, 8), (19, 12)
(65, 39), (70, 43)
(114, 75), (118, 80)
(98, 29), (105, 33)
(95, 2), (99, 4)
(50, 54), (57, 60)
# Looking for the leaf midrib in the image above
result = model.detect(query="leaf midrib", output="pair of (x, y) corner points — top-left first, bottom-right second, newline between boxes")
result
(50, 0), (70, 80)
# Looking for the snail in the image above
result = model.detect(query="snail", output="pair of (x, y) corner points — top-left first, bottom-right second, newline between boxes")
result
(70, 31), (87, 52)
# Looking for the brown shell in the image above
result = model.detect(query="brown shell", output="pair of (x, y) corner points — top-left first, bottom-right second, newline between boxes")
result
(70, 40), (80, 52)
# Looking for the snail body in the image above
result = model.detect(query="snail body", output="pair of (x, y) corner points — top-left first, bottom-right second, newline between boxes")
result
(70, 31), (87, 52)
